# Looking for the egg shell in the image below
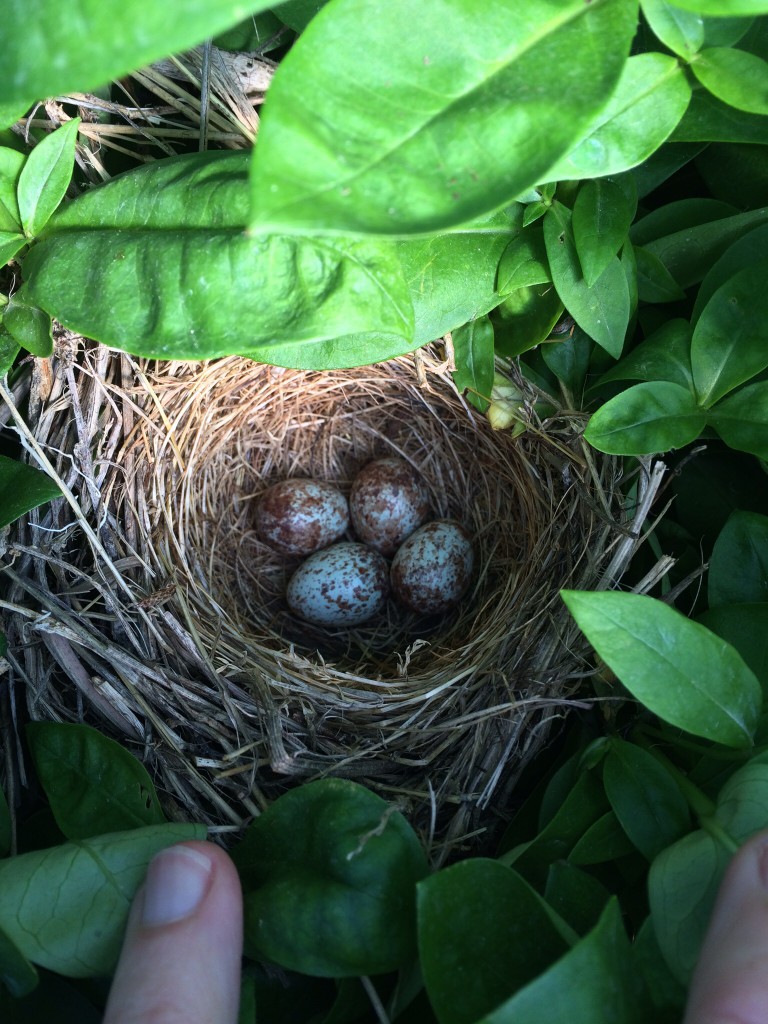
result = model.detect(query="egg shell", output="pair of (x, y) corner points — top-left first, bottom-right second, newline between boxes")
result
(391, 520), (474, 615)
(286, 542), (390, 627)
(256, 479), (349, 556)
(349, 457), (431, 557)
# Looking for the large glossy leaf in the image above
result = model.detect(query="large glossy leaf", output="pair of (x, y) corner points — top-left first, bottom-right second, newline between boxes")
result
(716, 760), (768, 841)
(249, 0), (638, 235)
(417, 860), (568, 1024)
(399, 207), (520, 344)
(641, 0), (705, 56)
(543, 53), (691, 181)
(0, 823), (205, 977)
(561, 590), (762, 748)
(691, 261), (768, 407)
(492, 285), (563, 358)
(26, 722), (166, 840)
(17, 120), (80, 238)
(572, 176), (637, 287)
(544, 205), (630, 358)
(2, 0), (273, 109)
(596, 319), (693, 390)
(0, 454), (61, 528)
(710, 380), (768, 460)
(692, 47), (768, 115)
(22, 152), (414, 367)
(708, 511), (768, 607)
(234, 779), (428, 977)
(477, 901), (638, 1024)
(603, 739), (690, 861)
(583, 381), (705, 455)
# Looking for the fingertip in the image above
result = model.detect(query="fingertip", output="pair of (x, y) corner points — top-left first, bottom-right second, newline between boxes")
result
(104, 840), (243, 1024)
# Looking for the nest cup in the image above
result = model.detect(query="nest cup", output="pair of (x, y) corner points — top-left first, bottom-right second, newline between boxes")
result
(1, 342), (655, 856)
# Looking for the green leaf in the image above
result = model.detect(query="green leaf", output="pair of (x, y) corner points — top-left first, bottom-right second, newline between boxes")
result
(703, 15), (756, 47)
(544, 205), (630, 358)
(22, 153), (414, 367)
(0, 784), (10, 857)
(417, 860), (568, 1024)
(716, 760), (768, 841)
(476, 901), (638, 1024)
(275, 0), (328, 31)
(671, 0), (768, 16)
(543, 53), (691, 181)
(0, 148), (24, 232)
(541, 330), (592, 397)
(603, 739), (690, 860)
(0, 925), (38, 998)
(710, 380), (768, 459)
(500, 769), (609, 889)
(631, 917), (687, 1018)
(2, 1), (274, 110)
(0, 330), (20, 378)
(692, 222), (768, 324)
(0, 455), (61, 529)
(497, 224), (550, 294)
(583, 381), (706, 455)
(708, 511), (768, 607)
(673, 89), (768, 144)
(572, 177), (637, 287)
(697, 604), (768, 692)
(0, 823), (205, 977)
(492, 285), (563, 358)
(635, 246), (686, 302)
(691, 261), (768, 407)
(26, 722), (166, 840)
(451, 316), (494, 412)
(630, 200), (768, 288)
(648, 830), (730, 985)
(641, 0), (705, 57)
(0, 233), (26, 266)
(249, 0), (638, 234)
(568, 810), (636, 864)
(595, 319), (693, 390)
(692, 46), (768, 115)
(17, 121), (80, 238)
(2, 295), (52, 358)
(233, 779), (428, 977)
(543, 862), (611, 936)
(561, 590), (762, 748)
(399, 207), (519, 345)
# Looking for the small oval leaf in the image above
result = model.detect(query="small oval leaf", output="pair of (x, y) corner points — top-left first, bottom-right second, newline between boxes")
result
(584, 381), (706, 455)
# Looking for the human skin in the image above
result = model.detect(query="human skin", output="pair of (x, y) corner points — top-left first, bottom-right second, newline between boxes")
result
(684, 830), (768, 1024)
(103, 840), (243, 1024)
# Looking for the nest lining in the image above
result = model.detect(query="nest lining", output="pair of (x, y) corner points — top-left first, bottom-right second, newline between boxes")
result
(0, 340), (663, 855)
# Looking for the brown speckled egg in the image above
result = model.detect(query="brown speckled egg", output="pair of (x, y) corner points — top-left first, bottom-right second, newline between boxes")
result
(256, 479), (349, 556)
(391, 520), (474, 615)
(286, 542), (389, 627)
(350, 457), (430, 557)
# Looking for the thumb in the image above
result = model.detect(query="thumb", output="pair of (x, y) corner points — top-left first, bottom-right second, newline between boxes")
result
(104, 841), (243, 1024)
(684, 830), (768, 1024)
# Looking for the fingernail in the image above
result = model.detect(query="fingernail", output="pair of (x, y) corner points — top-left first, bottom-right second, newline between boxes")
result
(141, 845), (213, 927)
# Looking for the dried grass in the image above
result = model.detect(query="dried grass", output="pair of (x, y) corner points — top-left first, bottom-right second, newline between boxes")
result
(0, 340), (666, 857)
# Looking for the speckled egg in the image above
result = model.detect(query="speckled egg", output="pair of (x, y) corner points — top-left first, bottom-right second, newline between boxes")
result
(286, 542), (390, 626)
(349, 457), (430, 557)
(391, 520), (474, 615)
(256, 479), (349, 556)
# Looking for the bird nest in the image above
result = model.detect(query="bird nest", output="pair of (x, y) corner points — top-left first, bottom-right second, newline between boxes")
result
(0, 339), (664, 858)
